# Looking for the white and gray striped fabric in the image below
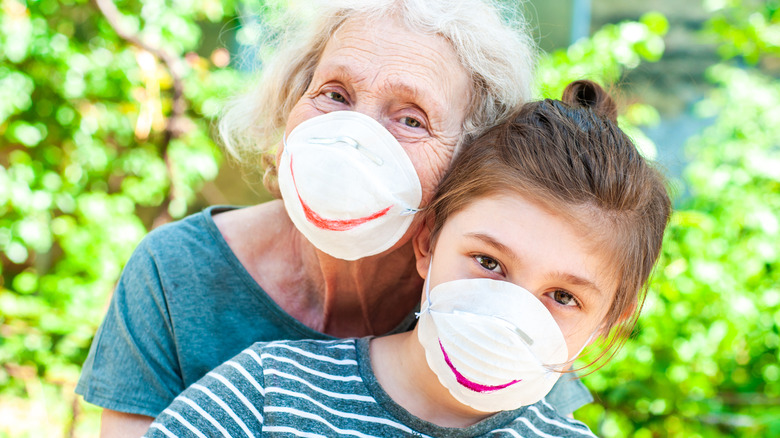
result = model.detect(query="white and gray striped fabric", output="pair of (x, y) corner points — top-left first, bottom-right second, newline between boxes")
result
(145, 338), (597, 437)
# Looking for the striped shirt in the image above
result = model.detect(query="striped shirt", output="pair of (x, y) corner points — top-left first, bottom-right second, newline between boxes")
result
(145, 338), (597, 437)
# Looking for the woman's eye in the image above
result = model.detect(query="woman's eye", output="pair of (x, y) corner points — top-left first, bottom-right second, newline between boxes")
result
(552, 290), (579, 308)
(400, 116), (422, 128)
(325, 91), (347, 103)
(475, 255), (502, 273)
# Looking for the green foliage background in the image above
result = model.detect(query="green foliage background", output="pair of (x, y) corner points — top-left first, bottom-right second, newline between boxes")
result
(0, 0), (778, 436)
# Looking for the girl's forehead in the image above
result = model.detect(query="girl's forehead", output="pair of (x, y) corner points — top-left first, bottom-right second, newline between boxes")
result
(446, 193), (620, 292)
(431, 192), (619, 344)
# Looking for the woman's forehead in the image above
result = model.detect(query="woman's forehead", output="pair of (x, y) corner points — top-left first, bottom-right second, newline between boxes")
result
(315, 16), (471, 111)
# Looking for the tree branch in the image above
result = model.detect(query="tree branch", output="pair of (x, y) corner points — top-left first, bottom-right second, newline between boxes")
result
(94, 0), (187, 226)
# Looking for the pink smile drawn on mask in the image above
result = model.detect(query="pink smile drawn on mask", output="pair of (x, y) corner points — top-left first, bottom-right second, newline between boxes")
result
(289, 155), (392, 231)
(439, 340), (521, 393)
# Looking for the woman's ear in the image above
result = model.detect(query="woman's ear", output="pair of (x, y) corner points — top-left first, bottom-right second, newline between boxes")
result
(412, 218), (433, 279)
(274, 141), (283, 165)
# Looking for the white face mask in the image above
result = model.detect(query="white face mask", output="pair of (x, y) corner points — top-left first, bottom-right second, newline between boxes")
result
(417, 273), (593, 412)
(277, 111), (422, 261)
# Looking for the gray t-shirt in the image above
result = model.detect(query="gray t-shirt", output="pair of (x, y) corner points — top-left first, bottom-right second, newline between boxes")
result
(76, 206), (592, 418)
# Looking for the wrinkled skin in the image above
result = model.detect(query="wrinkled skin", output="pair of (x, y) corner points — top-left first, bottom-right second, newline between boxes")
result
(103, 15), (472, 437)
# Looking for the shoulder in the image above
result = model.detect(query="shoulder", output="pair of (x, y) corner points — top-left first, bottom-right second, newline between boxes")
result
(222, 339), (359, 366)
(544, 373), (594, 415)
(141, 206), (233, 256)
(210, 339), (362, 407)
(499, 400), (597, 437)
(249, 339), (362, 389)
(256, 339), (360, 366)
(123, 205), (243, 288)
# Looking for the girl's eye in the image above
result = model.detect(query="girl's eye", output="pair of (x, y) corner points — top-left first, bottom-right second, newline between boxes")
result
(475, 255), (502, 273)
(325, 91), (347, 103)
(400, 116), (422, 128)
(552, 290), (580, 308)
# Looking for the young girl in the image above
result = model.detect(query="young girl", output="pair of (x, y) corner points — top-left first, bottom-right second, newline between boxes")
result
(144, 80), (671, 437)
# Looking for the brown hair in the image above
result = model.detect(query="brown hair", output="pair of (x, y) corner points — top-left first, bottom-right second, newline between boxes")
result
(427, 80), (671, 370)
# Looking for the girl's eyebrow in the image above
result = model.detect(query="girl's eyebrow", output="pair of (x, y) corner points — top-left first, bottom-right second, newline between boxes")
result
(547, 271), (603, 296)
(465, 232), (603, 296)
(464, 232), (520, 264)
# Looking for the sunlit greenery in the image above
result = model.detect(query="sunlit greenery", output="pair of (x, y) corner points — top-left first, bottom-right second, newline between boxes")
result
(572, 1), (780, 436)
(576, 65), (780, 438)
(1, 0), (777, 436)
(0, 0), (247, 434)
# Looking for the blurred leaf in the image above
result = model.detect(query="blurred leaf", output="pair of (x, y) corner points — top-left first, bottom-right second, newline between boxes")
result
(572, 5), (780, 434)
(0, 0), (245, 434)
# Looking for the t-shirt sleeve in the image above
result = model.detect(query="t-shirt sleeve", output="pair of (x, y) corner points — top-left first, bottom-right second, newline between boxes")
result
(75, 234), (184, 417)
(144, 344), (267, 437)
(544, 372), (593, 416)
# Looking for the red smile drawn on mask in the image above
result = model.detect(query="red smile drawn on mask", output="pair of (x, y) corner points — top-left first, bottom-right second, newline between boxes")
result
(289, 155), (392, 231)
(439, 340), (521, 393)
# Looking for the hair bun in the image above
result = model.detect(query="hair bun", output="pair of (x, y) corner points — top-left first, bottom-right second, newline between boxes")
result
(562, 80), (618, 123)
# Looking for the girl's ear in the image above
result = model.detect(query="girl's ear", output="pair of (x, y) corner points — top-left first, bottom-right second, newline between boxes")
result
(597, 303), (637, 339)
(618, 301), (638, 324)
(412, 218), (433, 279)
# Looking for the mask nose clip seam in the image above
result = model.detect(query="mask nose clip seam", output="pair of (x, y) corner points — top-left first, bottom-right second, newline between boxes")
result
(310, 136), (385, 166)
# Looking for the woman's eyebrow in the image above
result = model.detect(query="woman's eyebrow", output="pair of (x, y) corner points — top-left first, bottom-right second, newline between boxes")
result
(384, 81), (423, 101)
(317, 62), (440, 114)
(312, 63), (352, 83)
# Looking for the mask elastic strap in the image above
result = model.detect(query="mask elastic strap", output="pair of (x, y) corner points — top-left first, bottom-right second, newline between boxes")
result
(415, 260), (434, 319)
(570, 330), (598, 361)
(543, 329), (600, 374)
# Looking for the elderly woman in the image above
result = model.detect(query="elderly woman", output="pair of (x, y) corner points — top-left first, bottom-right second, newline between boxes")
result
(77, 0), (592, 435)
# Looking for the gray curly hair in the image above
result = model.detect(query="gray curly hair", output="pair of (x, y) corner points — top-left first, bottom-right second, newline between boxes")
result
(218, 0), (537, 195)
